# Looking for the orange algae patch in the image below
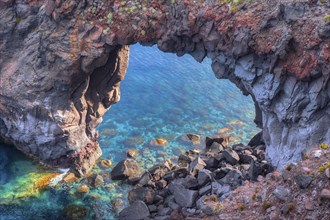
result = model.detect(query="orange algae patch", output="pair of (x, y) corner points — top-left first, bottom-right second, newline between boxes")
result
(34, 173), (59, 191)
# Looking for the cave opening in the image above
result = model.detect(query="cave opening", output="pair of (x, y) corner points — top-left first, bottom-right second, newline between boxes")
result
(97, 44), (260, 168)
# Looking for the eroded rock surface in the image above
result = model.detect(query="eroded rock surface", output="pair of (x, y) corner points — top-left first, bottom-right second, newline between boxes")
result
(0, 0), (330, 172)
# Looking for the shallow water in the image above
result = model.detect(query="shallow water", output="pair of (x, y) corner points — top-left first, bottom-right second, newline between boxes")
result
(0, 44), (259, 219)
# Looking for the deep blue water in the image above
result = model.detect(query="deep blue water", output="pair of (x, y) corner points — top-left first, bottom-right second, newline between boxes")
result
(0, 44), (259, 219)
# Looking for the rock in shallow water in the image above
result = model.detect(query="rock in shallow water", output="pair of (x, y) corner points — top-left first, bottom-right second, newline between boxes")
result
(111, 159), (141, 180)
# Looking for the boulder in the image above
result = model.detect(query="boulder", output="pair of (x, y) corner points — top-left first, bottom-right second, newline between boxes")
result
(199, 184), (212, 196)
(100, 159), (112, 168)
(128, 187), (156, 205)
(91, 174), (104, 188)
(183, 134), (201, 145)
(169, 183), (199, 208)
(111, 159), (141, 180)
(219, 170), (243, 188)
(211, 182), (231, 197)
(222, 149), (240, 165)
(127, 149), (139, 158)
(119, 200), (150, 220)
(239, 154), (257, 164)
(273, 186), (291, 201)
(189, 157), (206, 176)
(248, 132), (264, 147)
(196, 196), (214, 215)
(197, 169), (213, 187)
(182, 175), (199, 189)
(294, 174), (313, 189)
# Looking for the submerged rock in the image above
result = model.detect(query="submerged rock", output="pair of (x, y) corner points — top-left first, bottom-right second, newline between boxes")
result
(62, 204), (88, 220)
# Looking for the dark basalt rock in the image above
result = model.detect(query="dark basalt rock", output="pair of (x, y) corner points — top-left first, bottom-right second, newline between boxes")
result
(119, 200), (150, 220)
(295, 174), (314, 189)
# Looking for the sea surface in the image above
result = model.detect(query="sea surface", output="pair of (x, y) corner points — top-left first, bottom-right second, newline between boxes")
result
(0, 44), (259, 219)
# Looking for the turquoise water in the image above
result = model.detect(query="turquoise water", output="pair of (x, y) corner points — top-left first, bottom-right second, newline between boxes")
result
(0, 44), (259, 219)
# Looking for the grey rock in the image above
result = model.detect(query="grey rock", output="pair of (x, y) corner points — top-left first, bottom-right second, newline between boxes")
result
(158, 207), (172, 216)
(273, 186), (291, 201)
(182, 175), (199, 189)
(119, 200), (150, 220)
(222, 149), (240, 165)
(91, 174), (104, 188)
(248, 161), (263, 181)
(239, 154), (257, 164)
(189, 157), (206, 176)
(219, 170), (243, 188)
(197, 169), (213, 187)
(128, 187), (155, 205)
(199, 184), (212, 196)
(211, 182), (231, 197)
(148, 205), (157, 213)
(196, 196), (214, 215)
(169, 183), (199, 208)
(295, 174), (313, 189)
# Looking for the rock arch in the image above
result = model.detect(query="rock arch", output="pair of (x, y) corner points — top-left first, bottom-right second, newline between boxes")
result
(0, 0), (329, 173)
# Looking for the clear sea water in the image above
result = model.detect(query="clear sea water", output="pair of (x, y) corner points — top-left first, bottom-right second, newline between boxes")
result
(0, 44), (259, 219)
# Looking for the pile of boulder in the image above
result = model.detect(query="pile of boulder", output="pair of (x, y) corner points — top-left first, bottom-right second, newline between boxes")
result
(111, 133), (274, 220)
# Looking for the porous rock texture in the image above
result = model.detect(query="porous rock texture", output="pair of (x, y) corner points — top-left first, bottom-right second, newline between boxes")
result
(0, 0), (329, 172)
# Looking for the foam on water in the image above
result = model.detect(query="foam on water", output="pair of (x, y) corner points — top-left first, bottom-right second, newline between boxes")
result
(0, 44), (259, 219)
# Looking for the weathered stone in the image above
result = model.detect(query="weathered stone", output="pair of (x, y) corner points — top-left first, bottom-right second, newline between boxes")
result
(196, 196), (214, 215)
(178, 154), (192, 167)
(189, 157), (206, 176)
(158, 207), (172, 216)
(185, 134), (201, 145)
(211, 182), (231, 197)
(320, 189), (330, 200)
(63, 172), (77, 183)
(128, 187), (155, 205)
(199, 184), (212, 196)
(182, 175), (199, 190)
(100, 160), (112, 169)
(119, 200), (150, 220)
(111, 159), (141, 180)
(205, 142), (223, 154)
(91, 174), (104, 188)
(168, 183), (199, 208)
(294, 174), (313, 189)
(77, 185), (89, 193)
(248, 161), (263, 181)
(218, 170), (243, 188)
(239, 154), (257, 164)
(273, 186), (291, 201)
(222, 149), (240, 165)
(198, 169), (213, 187)
(127, 149), (139, 158)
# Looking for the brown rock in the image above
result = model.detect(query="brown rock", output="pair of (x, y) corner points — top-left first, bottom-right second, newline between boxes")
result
(77, 185), (89, 193)
(63, 172), (77, 183)
(127, 149), (139, 158)
(320, 189), (330, 200)
(100, 159), (112, 168)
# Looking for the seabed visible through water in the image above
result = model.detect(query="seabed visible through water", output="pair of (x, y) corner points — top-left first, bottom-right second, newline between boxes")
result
(0, 44), (259, 219)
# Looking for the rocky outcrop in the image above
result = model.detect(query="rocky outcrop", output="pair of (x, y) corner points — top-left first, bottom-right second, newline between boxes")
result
(0, 0), (330, 172)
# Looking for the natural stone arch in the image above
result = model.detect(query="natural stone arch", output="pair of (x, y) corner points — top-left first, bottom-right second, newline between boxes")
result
(0, 0), (329, 174)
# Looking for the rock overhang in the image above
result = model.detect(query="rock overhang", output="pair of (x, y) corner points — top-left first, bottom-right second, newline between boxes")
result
(0, 0), (329, 173)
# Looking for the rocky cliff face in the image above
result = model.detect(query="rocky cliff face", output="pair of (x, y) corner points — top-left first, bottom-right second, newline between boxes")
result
(0, 0), (329, 172)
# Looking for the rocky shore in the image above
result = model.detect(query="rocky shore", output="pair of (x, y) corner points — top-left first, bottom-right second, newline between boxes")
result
(1, 0), (330, 173)
(107, 133), (274, 220)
